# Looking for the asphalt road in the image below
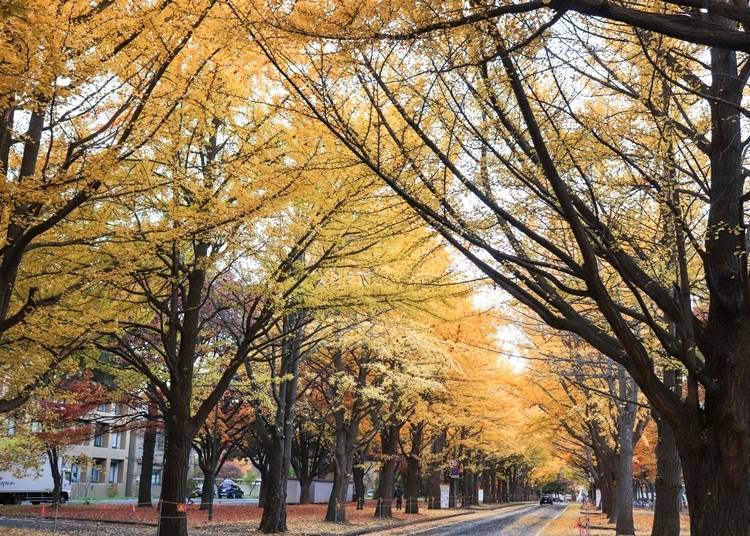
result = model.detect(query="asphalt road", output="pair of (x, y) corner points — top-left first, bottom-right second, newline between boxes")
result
(409, 503), (568, 536)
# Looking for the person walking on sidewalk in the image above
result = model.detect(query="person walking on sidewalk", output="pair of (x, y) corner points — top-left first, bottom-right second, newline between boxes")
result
(394, 486), (403, 511)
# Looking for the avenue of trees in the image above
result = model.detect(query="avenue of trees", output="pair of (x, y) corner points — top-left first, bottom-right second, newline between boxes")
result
(3, 1), (749, 535)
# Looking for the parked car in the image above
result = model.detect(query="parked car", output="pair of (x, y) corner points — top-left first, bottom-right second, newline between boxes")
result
(190, 483), (213, 499)
(540, 494), (554, 505)
(217, 479), (244, 499)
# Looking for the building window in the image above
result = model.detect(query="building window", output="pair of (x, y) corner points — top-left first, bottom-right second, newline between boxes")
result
(97, 404), (107, 412)
(111, 432), (121, 449)
(93, 431), (104, 448)
(90, 461), (104, 483)
(155, 433), (164, 452)
(70, 464), (80, 483)
(31, 421), (42, 433)
(108, 461), (119, 484)
(151, 469), (162, 485)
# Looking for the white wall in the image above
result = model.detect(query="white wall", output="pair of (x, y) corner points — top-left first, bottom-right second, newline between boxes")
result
(256, 478), (353, 504)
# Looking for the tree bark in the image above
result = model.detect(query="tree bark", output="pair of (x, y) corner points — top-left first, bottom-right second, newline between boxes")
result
(613, 367), (636, 535)
(652, 384), (682, 536)
(352, 460), (365, 509)
(489, 470), (497, 503)
(298, 476), (312, 505)
(604, 486), (614, 519)
(404, 424), (422, 514)
(159, 416), (191, 536)
(259, 312), (304, 533)
(405, 455), (420, 513)
(199, 465), (213, 510)
(427, 430), (445, 509)
(260, 441), (288, 532)
(137, 417), (157, 507)
(462, 469), (473, 506)
(374, 424), (399, 518)
(325, 424), (350, 522)
(47, 448), (62, 505)
(258, 469), (268, 507)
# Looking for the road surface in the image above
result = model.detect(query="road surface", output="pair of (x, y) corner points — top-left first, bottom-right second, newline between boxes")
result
(377, 503), (568, 536)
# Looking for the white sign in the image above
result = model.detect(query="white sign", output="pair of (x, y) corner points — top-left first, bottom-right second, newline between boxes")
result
(478, 488), (484, 503)
(440, 484), (450, 508)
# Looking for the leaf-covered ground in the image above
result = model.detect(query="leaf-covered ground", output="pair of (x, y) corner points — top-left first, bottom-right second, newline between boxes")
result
(0, 501), (473, 535)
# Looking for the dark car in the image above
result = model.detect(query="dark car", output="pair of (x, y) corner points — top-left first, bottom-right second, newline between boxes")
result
(540, 494), (554, 505)
(217, 481), (244, 499)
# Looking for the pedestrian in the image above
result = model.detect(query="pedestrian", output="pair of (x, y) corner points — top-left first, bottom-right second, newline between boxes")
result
(394, 486), (403, 511)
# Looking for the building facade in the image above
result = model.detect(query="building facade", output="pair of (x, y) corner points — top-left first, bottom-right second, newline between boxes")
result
(66, 403), (134, 499)
(124, 425), (166, 499)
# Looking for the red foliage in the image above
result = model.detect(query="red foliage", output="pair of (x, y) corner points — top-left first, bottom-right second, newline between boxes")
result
(33, 378), (107, 448)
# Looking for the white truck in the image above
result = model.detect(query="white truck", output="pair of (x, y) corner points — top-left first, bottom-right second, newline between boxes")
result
(0, 455), (72, 504)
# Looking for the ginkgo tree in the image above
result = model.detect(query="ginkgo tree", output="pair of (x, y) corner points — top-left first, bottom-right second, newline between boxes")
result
(240, 3), (750, 533)
(0, 0), (224, 412)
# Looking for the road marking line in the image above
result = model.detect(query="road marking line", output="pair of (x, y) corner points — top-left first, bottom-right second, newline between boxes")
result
(533, 504), (569, 536)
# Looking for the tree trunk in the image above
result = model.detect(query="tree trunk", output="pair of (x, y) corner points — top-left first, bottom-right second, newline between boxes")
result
(614, 367), (636, 535)
(259, 311), (303, 533)
(138, 417), (157, 507)
(405, 424), (422, 514)
(374, 424), (398, 518)
(427, 431), (444, 509)
(679, 416), (750, 536)
(461, 470), (471, 507)
(47, 448), (62, 505)
(489, 471), (497, 503)
(352, 462), (365, 509)
(258, 470), (267, 507)
(199, 466), (213, 510)
(299, 475), (312, 505)
(652, 401), (682, 535)
(405, 455), (419, 514)
(665, 33), (750, 536)
(325, 431), (350, 522)
(159, 417), (191, 536)
(508, 467), (516, 502)
(259, 442), (288, 532)
(600, 476), (614, 518)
